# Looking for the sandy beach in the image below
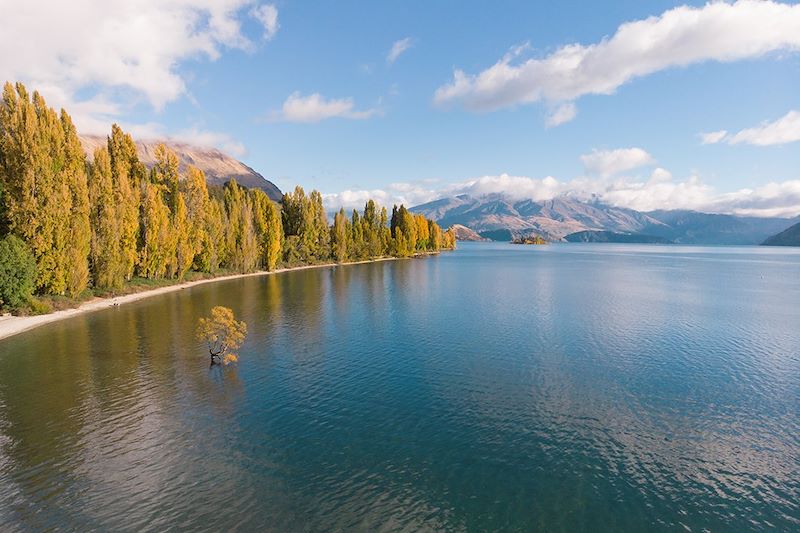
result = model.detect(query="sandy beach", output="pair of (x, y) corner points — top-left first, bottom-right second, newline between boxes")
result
(0, 256), (411, 342)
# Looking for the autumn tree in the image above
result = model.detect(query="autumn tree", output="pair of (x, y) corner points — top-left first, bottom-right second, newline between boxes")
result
(331, 208), (349, 262)
(107, 124), (142, 280)
(414, 213), (430, 251)
(138, 180), (173, 279)
(224, 180), (258, 273)
(196, 306), (247, 366)
(60, 111), (91, 296)
(88, 147), (124, 289)
(0, 83), (89, 296)
(183, 166), (211, 271)
(250, 188), (283, 271)
(206, 197), (228, 273)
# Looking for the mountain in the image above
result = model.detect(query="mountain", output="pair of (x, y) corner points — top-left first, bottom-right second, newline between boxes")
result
(762, 222), (800, 246)
(411, 194), (797, 244)
(411, 194), (667, 241)
(450, 224), (489, 241)
(642, 210), (797, 245)
(80, 135), (282, 201)
(565, 230), (673, 244)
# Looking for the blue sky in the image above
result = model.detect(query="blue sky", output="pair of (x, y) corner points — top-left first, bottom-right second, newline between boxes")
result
(3, 1), (800, 215)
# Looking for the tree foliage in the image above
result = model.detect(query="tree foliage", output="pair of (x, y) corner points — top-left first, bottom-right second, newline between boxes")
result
(196, 306), (247, 365)
(0, 82), (456, 311)
(0, 235), (35, 311)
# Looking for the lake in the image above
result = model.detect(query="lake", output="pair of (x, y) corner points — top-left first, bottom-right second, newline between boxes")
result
(0, 243), (798, 531)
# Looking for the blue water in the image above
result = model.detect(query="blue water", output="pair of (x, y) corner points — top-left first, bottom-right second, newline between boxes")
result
(0, 243), (798, 531)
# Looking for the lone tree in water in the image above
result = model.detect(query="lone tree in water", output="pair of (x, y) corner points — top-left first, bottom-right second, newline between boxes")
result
(196, 306), (247, 365)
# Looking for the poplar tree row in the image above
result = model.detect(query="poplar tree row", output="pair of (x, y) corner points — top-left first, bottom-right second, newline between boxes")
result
(0, 82), (455, 310)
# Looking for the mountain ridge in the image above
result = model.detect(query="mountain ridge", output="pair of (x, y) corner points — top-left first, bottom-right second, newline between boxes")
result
(411, 194), (798, 245)
(762, 222), (800, 246)
(79, 135), (282, 201)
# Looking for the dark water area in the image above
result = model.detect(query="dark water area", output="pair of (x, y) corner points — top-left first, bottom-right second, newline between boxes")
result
(0, 243), (798, 531)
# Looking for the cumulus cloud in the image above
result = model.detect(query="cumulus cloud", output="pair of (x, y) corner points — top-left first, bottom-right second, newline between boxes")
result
(387, 37), (414, 64)
(273, 92), (381, 123)
(545, 102), (577, 127)
(702, 110), (800, 146)
(251, 4), (279, 40)
(580, 148), (656, 176)
(323, 182), (439, 212)
(434, 1), (800, 123)
(0, 1), (276, 154)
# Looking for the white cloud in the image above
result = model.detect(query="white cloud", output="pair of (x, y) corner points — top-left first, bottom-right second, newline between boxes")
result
(434, 0), (800, 123)
(273, 92), (381, 123)
(387, 37), (413, 64)
(326, 170), (800, 218)
(545, 102), (577, 127)
(170, 128), (247, 157)
(0, 1), (275, 154)
(91, 121), (248, 157)
(0, 1), (275, 111)
(323, 182), (438, 212)
(251, 4), (279, 40)
(580, 148), (656, 176)
(700, 130), (729, 144)
(701, 110), (800, 146)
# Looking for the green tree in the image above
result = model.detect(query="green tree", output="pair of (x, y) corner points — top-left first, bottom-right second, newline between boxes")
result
(0, 235), (36, 311)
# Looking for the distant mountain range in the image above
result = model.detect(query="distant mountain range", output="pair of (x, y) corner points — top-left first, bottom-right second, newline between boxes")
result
(80, 135), (282, 201)
(564, 230), (672, 244)
(411, 194), (798, 245)
(762, 222), (800, 246)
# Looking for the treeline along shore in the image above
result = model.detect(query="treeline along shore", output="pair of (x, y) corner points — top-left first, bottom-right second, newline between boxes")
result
(0, 82), (455, 316)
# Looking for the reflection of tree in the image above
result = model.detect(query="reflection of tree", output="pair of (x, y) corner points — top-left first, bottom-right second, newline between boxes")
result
(0, 317), (94, 524)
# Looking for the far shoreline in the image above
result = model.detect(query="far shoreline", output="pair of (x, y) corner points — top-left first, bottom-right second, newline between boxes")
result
(0, 254), (436, 343)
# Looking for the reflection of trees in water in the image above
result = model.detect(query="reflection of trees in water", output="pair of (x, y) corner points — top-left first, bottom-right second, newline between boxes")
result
(0, 318), (93, 488)
(0, 292), (252, 528)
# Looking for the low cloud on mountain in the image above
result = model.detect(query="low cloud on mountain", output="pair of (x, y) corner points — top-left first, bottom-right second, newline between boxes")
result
(324, 171), (800, 219)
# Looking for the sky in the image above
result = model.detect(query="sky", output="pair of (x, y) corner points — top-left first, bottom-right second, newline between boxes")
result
(2, 0), (799, 216)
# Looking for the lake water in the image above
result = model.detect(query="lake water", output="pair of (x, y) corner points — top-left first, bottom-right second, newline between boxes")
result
(0, 243), (798, 531)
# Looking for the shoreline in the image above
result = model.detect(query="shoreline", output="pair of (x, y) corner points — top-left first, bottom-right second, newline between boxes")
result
(0, 255), (429, 342)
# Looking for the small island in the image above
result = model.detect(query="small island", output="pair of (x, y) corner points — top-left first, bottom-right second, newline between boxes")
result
(511, 235), (548, 245)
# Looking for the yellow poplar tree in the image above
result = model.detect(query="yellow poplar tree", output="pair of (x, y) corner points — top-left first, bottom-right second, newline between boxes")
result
(107, 124), (142, 281)
(88, 147), (124, 289)
(183, 166), (211, 271)
(138, 181), (172, 279)
(331, 208), (349, 262)
(249, 188), (283, 271)
(60, 110), (91, 296)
